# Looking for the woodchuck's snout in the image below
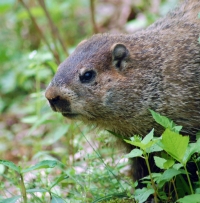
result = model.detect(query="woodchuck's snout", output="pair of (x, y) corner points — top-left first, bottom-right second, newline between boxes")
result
(45, 85), (78, 119)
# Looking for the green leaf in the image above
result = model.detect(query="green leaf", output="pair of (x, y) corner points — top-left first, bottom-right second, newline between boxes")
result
(183, 139), (200, 164)
(154, 156), (174, 169)
(157, 168), (184, 187)
(125, 134), (162, 153)
(124, 139), (145, 149)
(161, 129), (189, 163)
(0, 160), (20, 173)
(173, 125), (183, 133)
(50, 174), (69, 189)
(141, 129), (154, 144)
(21, 160), (57, 173)
(125, 148), (143, 158)
(173, 163), (183, 170)
(177, 194), (200, 203)
(0, 196), (21, 203)
(150, 109), (174, 129)
(147, 141), (163, 153)
(134, 188), (154, 203)
(154, 156), (166, 169)
(149, 110), (182, 133)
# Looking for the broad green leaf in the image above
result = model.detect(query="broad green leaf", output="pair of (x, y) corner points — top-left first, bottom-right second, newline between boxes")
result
(149, 109), (175, 130)
(161, 129), (189, 163)
(0, 160), (20, 173)
(141, 129), (154, 144)
(173, 163), (183, 170)
(173, 125), (182, 133)
(157, 168), (184, 188)
(163, 159), (174, 169)
(134, 188), (154, 203)
(22, 160), (57, 173)
(177, 194), (200, 203)
(150, 110), (182, 133)
(154, 156), (166, 169)
(50, 174), (69, 189)
(141, 173), (162, 184)
(124, 139), (145, 149)
(147, 141), (163, 153)
(142, 140), (155, 151)
(51, 196), (65, 203)
(183, 139), (200, 164)
(0, 196), (21, 203)
(125, 136), (161, 153)
(154, 156), (174, 169)
(125, 149), (143, 158)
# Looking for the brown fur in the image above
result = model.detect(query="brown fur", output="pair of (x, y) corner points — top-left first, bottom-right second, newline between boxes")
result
(45, 0), (200, 182)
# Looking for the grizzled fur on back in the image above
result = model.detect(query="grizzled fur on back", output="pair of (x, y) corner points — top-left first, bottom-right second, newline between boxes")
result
(45, 0), (200, 182)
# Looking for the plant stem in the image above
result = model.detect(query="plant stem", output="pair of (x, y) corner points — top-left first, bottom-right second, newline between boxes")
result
(37, 0), (68, 56)
(171, 178), (178, 200)
(184, 165), (194, 194)
(19, 173), (27, 203)
(90, 0), (98, 33)
(19, 0), (60, 64)
(144, 153), (158, 203)
(194, 159), (200, 182)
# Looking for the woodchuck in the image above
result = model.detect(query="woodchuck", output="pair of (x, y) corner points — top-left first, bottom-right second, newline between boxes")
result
(45, 0), (200, 183)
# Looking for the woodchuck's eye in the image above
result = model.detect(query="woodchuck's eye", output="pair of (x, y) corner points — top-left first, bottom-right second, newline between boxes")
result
(79, 70), (96, 83)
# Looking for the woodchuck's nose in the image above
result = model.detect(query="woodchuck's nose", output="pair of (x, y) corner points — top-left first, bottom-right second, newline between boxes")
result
(45, 86), (60, 111)
(45, 86), (70, 112)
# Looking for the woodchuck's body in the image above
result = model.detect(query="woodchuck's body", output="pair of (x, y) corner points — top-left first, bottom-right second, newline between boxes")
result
(45, 0), (200, 182)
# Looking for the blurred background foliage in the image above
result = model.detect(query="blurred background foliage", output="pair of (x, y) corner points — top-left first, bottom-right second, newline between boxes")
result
(0, 0), (179, 202)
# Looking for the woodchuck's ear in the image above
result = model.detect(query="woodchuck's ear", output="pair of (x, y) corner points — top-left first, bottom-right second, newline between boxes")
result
(111, 43), (129, 70)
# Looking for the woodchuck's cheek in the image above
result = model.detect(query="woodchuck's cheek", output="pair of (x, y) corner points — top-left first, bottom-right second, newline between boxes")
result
(102, 88), (115, 107)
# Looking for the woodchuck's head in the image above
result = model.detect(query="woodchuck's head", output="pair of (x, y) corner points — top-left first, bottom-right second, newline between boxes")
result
(45, 34), (148, 135)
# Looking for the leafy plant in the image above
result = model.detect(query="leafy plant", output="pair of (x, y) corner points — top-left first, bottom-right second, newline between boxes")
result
(0, 160), (67, 203)
(124, 110), (200, 203)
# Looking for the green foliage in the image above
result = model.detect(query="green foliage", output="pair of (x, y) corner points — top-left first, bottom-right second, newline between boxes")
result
(0, 160), (63, 203)
(124, 110), (200, 203)
(178, 194), (200, 203)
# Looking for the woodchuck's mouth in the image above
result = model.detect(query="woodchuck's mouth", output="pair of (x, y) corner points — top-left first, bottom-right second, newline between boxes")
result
(62, 113), (79, 118)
